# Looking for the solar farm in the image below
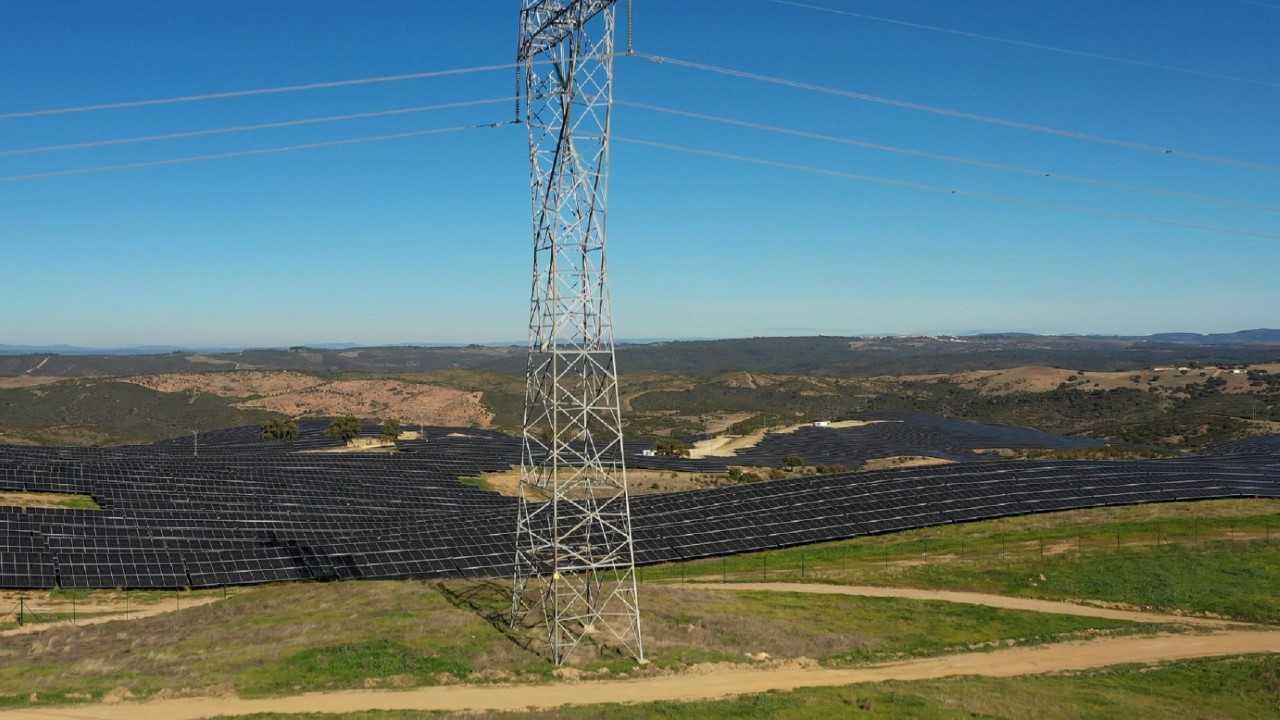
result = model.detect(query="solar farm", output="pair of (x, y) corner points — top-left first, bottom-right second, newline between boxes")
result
(2, 415), (1276, 591)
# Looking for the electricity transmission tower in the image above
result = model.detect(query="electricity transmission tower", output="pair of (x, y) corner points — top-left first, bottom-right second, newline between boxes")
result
(510, 0), (644, 665)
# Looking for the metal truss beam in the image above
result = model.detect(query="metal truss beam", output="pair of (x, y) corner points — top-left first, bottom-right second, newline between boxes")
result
(509, 0), (643, 666)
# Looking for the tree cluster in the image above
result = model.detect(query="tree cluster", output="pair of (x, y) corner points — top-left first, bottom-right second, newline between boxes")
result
(261, 418), (299, 442)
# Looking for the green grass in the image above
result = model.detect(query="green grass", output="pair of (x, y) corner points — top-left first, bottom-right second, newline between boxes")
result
(213, 654), (1280, 719)
(457, 475), (495, 493)
(0, 581), (554, 709)
(0, 491), (99, 510)
(0, 575), (1166, 710)
(239, 640), (473, 696)
(649, 589), (1166, 668)
(641, 499), (1280, 623)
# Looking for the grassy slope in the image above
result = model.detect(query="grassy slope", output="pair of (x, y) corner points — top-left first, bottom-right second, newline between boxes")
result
(642, 499), (1280, 623)
(1, 578), (1158, 708)
(215, 654), (1280, 719)
(0, 380), (280, 445)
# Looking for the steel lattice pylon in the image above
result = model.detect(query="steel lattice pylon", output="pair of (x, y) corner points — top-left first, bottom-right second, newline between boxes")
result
(509, 0), (643, 666)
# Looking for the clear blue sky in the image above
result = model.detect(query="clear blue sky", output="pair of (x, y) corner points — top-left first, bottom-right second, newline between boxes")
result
(2, 0), (1277, 347)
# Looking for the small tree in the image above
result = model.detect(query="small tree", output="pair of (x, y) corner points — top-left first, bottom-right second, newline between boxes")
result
(381, 418), (402, 441)
(654, 438), (690, 457)
(782, 454), (805, 469)
(326, 415), (360, 443)
(261, 418), (299, 442)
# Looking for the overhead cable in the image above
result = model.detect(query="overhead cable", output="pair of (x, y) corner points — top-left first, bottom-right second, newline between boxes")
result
(633, 53), (1280, 173)
(618, 100), (1280, 215)
(765, 0), (1280, 89)
(0, 55), (609, 120)
(0, 122), (515, 183)
(616, 136), (1280, 241)
(0, 97), (517, 157)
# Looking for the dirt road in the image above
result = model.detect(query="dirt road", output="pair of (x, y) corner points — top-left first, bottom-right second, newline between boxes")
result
(7, 629), (1278, 720)
(0, 597), (222, 638)
(679, 582), (1245, 627)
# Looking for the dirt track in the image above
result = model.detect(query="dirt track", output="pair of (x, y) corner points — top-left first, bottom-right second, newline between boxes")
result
(680, 582), (1245, 627)
(0, 597), (222, 638)
(6, 629), (1278, 720)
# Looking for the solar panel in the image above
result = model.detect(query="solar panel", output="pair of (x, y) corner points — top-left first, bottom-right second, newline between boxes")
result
(0, 419), (1274, 589)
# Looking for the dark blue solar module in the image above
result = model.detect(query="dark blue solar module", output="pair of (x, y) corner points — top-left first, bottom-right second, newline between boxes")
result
(0, 420), (1275, 589)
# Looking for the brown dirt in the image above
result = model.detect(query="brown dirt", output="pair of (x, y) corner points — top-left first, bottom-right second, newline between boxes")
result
(473, 467), (731, 497)
(0, 591), (227, 638)
(0, 492), (95, 509)
(121, 371), (492, 427)
(689, 420), (892, 459)
(238, 379), (492, 427)
(861, 456), (957, 471)
(15, 630), (1278, 719)
(0, 376), (67, 390)
(125, 371), (324, 398)
(678, 583), (1245, 628)
(949, 364), (1277, 396)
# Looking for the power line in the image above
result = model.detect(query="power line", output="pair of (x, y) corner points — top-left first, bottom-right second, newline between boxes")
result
(0, 97), (516, 157)
(615, 137), (1280, 241)
(617, 100), (1280, 215)
(0, 58), (588, 121)
(765, 0), (1280, 89)
(0, 122), (514, 183)
(633, 53), (1280, 173)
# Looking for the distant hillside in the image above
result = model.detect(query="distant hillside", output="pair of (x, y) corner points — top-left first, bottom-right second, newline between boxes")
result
(0, 380), (280, 446)
(2, 333), (1278, 379)
(1142, 329), (1280, 345)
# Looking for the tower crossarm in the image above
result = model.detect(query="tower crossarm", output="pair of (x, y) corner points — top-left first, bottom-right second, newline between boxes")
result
(518, 0), (617, 60)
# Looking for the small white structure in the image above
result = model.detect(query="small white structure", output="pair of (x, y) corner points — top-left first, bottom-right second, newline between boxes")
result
(813, 421), (832, 428)
(640, 449), (657, 457)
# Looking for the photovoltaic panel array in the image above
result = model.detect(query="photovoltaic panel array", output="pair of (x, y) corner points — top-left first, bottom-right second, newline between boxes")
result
(0, 417), (1275, 589)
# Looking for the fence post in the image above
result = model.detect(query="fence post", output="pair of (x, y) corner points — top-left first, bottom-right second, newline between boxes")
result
(1039, 537), (1044, 563)
(17, 597), (24, 627)
(722, 557), (727, 584)
(71, 596), (76, 625)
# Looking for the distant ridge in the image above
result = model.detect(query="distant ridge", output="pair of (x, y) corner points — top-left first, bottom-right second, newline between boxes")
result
(3, 330), (1277, 357)
(1140, 329), (1280, 345)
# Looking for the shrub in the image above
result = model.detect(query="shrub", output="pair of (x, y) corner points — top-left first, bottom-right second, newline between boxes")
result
(261, 418), (299, 442)
(326, 416), (360, 443)
(654, 438), (690, 457)
(381, 418), (401, 440)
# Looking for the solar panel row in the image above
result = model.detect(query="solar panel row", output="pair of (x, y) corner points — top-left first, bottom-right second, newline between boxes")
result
(0, 422), (1275, 589)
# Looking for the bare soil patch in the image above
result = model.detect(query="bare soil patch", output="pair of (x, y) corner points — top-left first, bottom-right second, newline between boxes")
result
(472, 466), (731, 496)
(0, 376), (67, 390)
(0, 491), (97, 510)
(679, 583), (1245, 628)
(125, 371), (324, 399)
(18, 630), (1278, 719)
(239, 379), (492, 426)
(950, 364), (1276, 396)
(689, 420), (891, 459)
(862, 456), (957, 471)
